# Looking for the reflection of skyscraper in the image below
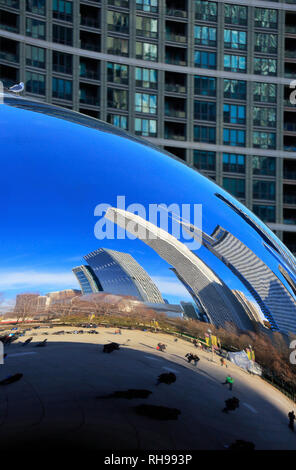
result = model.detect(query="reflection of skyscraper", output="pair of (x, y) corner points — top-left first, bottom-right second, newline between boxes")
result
(84, 248), (164, 304)
(72, 265), (103, 295)
(105, 208), (254, 332)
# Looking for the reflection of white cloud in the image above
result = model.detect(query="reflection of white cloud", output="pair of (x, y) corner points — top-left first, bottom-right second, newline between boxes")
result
(151, 276), (191, 298)
(0, 271), (75, 291)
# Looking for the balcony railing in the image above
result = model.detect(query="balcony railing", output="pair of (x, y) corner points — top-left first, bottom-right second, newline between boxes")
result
(164, 131), (186, 141)
(165, 109), (186, 118)
(166, 32), (186, 43)
(286, 50), (296, 59)
(53, 65), (72, 75)
(80, 95), (100, 106)
(165, 83), (186, 93)
(80, 69), (100, 80)
(165, 56), (186, 66)
(0, 51), (18, 63)
(284, 170), (296, 180)
(284, 122), (296, 132)
(0, 22), (18, 33)
(81, 41), (100, 52)
(166, 8), (187, 18)
(284, 195), (296, 204)
(0, 0), (19, 8)
(284, 144), (296, 151)
(286, 25), (296, 34)
(81, 17), (100, 28)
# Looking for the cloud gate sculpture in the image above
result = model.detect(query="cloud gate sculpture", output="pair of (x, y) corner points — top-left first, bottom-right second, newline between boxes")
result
(1, 93), (296, 335)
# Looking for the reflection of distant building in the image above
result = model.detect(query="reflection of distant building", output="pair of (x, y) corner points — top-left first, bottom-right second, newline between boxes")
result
(232, 290), (263, 325)
(45, 289), (81, 305)
(180, 301), (201, 321)
(72, 265), (103, 295)
(105, 208), (254, 332)
(14, 289), (81, 315)
(84, 248), (164, 304)
(14, 293), (39, 313)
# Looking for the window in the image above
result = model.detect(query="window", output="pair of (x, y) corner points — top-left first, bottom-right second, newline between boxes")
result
(135, 118), (157, 136)
(252, 156), (276, 176)
(193, 150), (216, 171)
(194, 101), (216, 121)
(223, 128), (245, 146)
(53, 0), (72, 22)
(26, 71), (45, 95)
(253, 82), (276, 103)
(253, 107), (276, 127)
(194, 76), (216, 97)
(253, 131), (276, 149)
(253, 205), (275, 222)
(194, 26), (216, 46)
(224, 29), (247, 50)
(194, 51), (216, 69)
(26, 45), (45, 68)
(254, 58), (276, 76)
(107, 37), (128, 56)
(224, 4), (247, 25)
(107, 11), (129, 33)
(52, 77), (72, 100)
(107, 114), (128, 130)
(107, 88), (128, 110)
(135, 93), (157, 114)
(136, 0), (157, 13)
(223, 104), (245, 124)
(223, 177), (245, 198)
(224, 54), (246, 72)
(253, 180), (275, 200)
(52, 24), (72, 45)
(53, 51), (72, 74)
(136, 16), (157, 38)
(224, 79), (246, 100)
(26, 18), (45, 39)
(136, 42), (157, 61)
(107, 63), (128, 85)
(254, 33), (277, 53)
(135, 67), (157, 89)
(223, 153), (245, 173)
(194, 125), (216, 143)
(26, 0), (45, 15)
(195, 0), (217, 22)
(254, 8), (277, 29)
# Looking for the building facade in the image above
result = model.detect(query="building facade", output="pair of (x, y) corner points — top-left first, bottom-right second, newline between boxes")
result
(72, 264), (103, 294)
(1, 0), (296, 254)
(84, 247), (165, 303)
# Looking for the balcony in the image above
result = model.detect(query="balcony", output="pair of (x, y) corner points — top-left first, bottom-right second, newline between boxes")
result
(166, 20), (186, 44)
(0, 64), (18, 88)
(81, 17), (100, 29)
(165, 82), (186, 94)
(0, 0), (19, 8)
(80, 58), (100, 81)
(80, 31), (100, 52)
(0, 38), (18, 63)
(164, 122), (186, 141)
(284, 195), (296, 205)
(79, 85), (100, 107)
(166, 0), (187, 18)
(166, 8), (187, 18)
(165, 97), (186, 119)
(165, 46), (186, 66)
(166, 32), (186, 44)
(0, 10), (19, 33)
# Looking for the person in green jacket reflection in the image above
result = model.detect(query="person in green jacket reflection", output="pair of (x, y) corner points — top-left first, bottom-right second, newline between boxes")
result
(222, 375), (234, 391)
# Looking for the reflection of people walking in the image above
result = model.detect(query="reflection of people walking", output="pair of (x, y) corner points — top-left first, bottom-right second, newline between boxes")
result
(222, 375), (234, 391)
(220, 357), (227, 367)
(288, 411), (295, 431)
(192, 354), (200, 366)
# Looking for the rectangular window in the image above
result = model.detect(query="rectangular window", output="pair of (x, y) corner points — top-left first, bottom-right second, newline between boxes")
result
(224, 29), (247, 50)
(223, 177), (245, 198)
(135, 118), (157, 137)
(194, 76), (216, 97)
(223, 104), (246, 124)
(107, 11), (129, 34)
(194, 101), (216, 121)
(224, 4), (247, 25)
(194, 125), (216, 143)
(253, 204), (275, 222)
(195, 0), (217, 22)
(135, 67), (157, 89)
(254, 33), (277, 54)
(136, 42), (157, 61)
(136, 16), (157, 38)
(223, 128), (246, 146)
(26, 0), (45, 15)
(53, 0), (72, 22)
(223, 153), (245, 173)
(254, 58), (276, 76)
(252, 156), (276, 176)
(254, 8), (277, 29)
(135, 92), (157, 114)
(52, 24), (72, 45)
(107, 114), (128, 130)
(253, 107), (276, 127)
(107, 88), (128, 110)
(193, 150), (216, 171)
(26, 18), (45, 39)
(253, 82), (276, 103)
(107, 62), (128, 85)
(194, 51), (216, 69)
(253, 131), (276, 149)
(26, 45), (45, 68)
(26, 71), (45, 95)
(194, 26), (216, 46)
(253, 180), (275, 200)
(107, 37), (128, 56)
(224, 79), (246, 100)
(53, 51), (72, 75)
(52, 77), (72, 100)
(136, 0), (157, 13)
(224, 54), (246, 72)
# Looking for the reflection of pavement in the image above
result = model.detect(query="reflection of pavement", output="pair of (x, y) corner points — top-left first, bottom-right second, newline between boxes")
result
(0, 326), (295, 450)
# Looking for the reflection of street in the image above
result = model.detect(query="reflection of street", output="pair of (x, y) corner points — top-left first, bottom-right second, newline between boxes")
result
(0, 326), (295, 450)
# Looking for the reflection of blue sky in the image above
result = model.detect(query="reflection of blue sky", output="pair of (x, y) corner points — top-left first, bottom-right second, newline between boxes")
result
(1, 102), (295, 316)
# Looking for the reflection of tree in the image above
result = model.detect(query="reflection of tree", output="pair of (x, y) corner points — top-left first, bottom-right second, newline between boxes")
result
(14, 293), (39, 323)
